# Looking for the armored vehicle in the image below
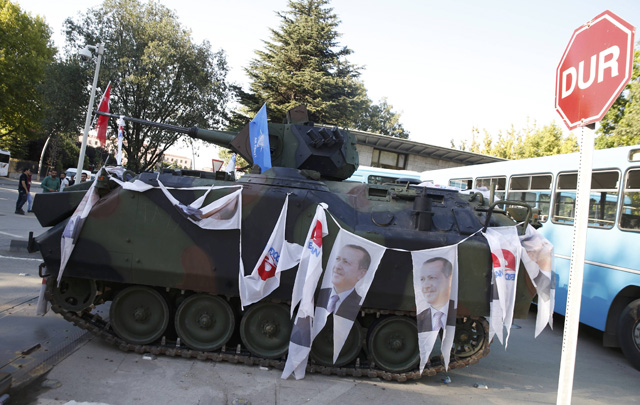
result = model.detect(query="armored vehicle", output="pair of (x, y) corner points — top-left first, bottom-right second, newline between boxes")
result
(30, 106), (537, 381)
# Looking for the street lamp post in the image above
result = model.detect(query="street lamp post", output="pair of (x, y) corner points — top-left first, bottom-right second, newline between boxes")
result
(76, 43), (105, 178)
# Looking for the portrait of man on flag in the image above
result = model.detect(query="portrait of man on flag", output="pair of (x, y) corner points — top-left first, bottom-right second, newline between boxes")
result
(411, 245), (458, 373)
(415, 257), (456, 333)
(312, 229), (385, 365)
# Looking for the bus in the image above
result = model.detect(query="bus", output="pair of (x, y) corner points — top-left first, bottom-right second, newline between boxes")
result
(346, 165), (422, 185)
(0, 149), (9, 177)
(423, 145), (640, 369)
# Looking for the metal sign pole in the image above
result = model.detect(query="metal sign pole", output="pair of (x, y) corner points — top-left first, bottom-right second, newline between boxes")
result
(556, 123), (595, 404)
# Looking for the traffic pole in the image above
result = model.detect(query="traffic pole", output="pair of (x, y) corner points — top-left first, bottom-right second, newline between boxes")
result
(556, 123), (594, 404)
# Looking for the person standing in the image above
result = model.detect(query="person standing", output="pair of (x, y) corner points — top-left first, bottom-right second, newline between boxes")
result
(59, 172), (70, 191)
(41, 169), (60, 193)
(25, 169), (33, 212)
(15, 168), (31, 215)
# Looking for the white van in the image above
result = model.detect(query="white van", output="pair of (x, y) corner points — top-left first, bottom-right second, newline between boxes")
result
(0, 149), (10, 177)
(345, 165), (422, 185)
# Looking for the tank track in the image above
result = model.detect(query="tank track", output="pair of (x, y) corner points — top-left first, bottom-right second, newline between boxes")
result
(45, 277), (490, 382)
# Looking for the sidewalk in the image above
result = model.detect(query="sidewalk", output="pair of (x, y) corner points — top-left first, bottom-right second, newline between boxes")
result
(0, 176), (43, 192)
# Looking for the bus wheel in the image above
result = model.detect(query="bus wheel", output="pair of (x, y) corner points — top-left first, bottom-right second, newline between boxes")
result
(617, 298), (640, 371)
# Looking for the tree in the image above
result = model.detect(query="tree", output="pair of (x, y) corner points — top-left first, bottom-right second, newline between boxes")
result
(596, 44), (640, 148)
(355, 98), (409, 139)
(0, 0), (56, 156)
(521, 123), (578, 158)
(454, 122), (578, 159)
(241, 0), (369, 127)
(64, 0), (234, 172)
(35, 58), (92, 171)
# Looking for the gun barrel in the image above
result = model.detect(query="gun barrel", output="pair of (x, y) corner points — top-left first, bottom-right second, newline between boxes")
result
(95, 111), (236, 149)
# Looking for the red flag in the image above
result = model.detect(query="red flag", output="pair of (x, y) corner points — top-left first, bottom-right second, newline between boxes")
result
(95, 82), (111, 147)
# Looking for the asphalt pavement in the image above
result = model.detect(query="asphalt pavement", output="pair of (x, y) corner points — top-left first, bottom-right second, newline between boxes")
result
(0, 176), (638, 405)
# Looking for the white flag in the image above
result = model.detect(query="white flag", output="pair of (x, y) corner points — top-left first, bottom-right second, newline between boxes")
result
(519, 224), (555, 337)
(58, 177), (101, 285)
(411, 245), (458, 373)
(483, 226), (522, 348)
(282, 204), (328, 380)
(36, 276), (49, 316)
(116, 116), (124, 166)
(239, 195), (303, 308)
(157, 180), (242, 230)
(224, 153), (236, 174)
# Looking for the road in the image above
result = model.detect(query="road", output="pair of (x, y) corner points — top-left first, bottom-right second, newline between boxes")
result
(0, 176), (637, 404)
(0, 178), (94, 397)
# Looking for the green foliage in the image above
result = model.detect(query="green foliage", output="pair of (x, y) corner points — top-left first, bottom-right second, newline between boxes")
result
(596, 44), (640, 149)
(0, 0), (56, 156)
(64, 0), (234, 172)
(456, 122), (578, 159)
(354, 98), (409, 139)
(240, 0), (406, 139)
(40, 58), (89, 138)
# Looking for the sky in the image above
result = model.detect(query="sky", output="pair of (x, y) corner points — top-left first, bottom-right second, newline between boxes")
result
(15, 0), (640, 170)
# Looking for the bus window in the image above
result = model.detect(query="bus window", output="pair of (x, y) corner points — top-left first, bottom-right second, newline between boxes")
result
(449, 178), (472, 190)
(507, 174), (552, 222)
(476, 176), (506, 200)
(619, 168), (640, 231)
(552, 170), (620, 228)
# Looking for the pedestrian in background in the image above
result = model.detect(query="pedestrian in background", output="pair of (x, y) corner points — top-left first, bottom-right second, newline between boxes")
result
(26, 169), (33, 212)
(41, 169), (60, 193)
(15, 167), (31, 215)
(59, 172), (69, 191)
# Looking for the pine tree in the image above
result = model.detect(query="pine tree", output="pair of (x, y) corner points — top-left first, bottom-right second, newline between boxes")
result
(241, 0), (368, 127)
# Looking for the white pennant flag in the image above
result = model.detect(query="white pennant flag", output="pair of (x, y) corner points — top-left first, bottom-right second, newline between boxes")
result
(239, 195), (303, 308)
(282, 204), (328, 380)
(116, 116), (124, 166)
(519, 224), (555, 337)
(157, 180), (242, 230)
(411, 245), (458, 373)
(484, 226), (522, 348)
(36, 276), (49, 316)
(58, 177), (101, 285)
(312, 229), (385, 364)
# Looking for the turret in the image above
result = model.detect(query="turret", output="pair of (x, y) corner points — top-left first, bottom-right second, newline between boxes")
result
(96, 106), (359, 180)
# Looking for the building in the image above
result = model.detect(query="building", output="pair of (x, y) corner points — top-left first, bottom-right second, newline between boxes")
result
(162, 153), (192, 169)
(350, 130), (504, 172)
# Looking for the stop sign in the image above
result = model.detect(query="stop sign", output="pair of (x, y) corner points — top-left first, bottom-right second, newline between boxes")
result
(555, 10), (635, 130)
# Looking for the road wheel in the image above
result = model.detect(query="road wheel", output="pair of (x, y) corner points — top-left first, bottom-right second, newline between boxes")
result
(240, 302), (291, 359)
(452, 317), (486, 358)
(52, 277), (97, 312)
(617, 298), (640, 370)
(110, 286), (169, 345)
(175, 294), (234, 351)
(368, 316), (419, 372)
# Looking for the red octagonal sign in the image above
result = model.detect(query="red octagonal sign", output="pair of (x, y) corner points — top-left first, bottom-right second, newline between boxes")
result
(555, 10), (635, 130)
